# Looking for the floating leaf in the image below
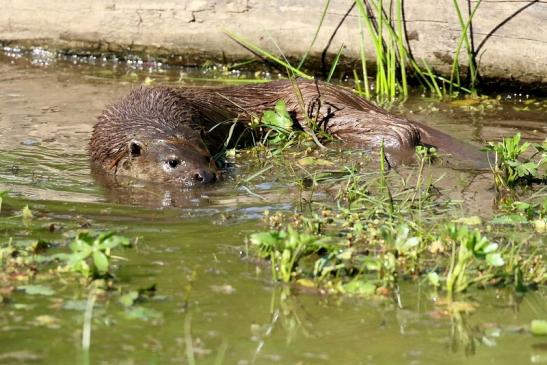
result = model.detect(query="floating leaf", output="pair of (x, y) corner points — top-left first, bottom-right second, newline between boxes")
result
(342, 280), (376, 296)
(119, 291), (139, 307)
(297, 157), (334, 167)
(32, 315), (60, 328)
(93, 250), (109, 275)
(427, 272), (441, 287)
(531, 320), (547, 336)
(296, 278), (315, 288)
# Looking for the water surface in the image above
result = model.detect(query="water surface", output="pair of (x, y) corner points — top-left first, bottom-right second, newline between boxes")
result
(0, 49), (546, 365)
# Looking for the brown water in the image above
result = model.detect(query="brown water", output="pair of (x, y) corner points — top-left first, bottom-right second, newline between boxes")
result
(0, 48), (546, 365)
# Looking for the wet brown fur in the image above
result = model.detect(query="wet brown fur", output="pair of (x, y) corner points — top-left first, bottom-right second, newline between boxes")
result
(90, 79), (486, 185)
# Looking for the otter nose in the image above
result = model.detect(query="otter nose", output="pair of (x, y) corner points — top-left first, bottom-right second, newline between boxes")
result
(193, 169), (217, 184)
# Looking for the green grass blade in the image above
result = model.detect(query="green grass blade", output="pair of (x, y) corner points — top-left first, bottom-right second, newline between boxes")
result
(225, 31), (313, 79)
(450, 0), (482, 94)
(358, 19), (370, 98)
(395, 0), (408, 99)
(421, 58), (443, 99)
(297, 0), (331, 70)
(326, 44), (344, 82)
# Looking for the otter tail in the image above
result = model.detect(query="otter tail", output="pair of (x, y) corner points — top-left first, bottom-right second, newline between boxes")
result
(413, 121), (490, 170)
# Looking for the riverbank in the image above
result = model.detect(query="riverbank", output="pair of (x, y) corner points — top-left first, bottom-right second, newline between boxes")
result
(1, 0), (546, 85)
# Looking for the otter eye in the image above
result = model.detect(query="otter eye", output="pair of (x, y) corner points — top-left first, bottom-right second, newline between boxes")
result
(167, 159), (179, 168)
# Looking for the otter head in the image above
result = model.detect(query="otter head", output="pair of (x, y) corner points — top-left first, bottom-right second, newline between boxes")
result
(118, 134), (218, 186)
(90, 86), (219, 187)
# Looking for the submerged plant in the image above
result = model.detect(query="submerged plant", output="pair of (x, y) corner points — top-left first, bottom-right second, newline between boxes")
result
(57, 231), (131, 279)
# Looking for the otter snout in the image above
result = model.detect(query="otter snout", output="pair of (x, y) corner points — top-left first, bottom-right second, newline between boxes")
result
(193, 169), (218, 184)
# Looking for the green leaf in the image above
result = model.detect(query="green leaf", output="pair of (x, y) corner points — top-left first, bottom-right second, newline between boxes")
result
(261, 101), (293, 131)
(481, 242), (499, 254)
(249, 231), (280, 248)
(486, 253), (504, 267)
(515, 162), (537, 178)
(362, 257), (382, 271)
(22, 205), (33, 227)
(342, 280), (377, 296)
(18, 285), (54, 296)
(92, 250), (109, 275)
(0, 191), (7, 213)
(70, 260), (91, 277)
(453, 216), (482, 226)
(119, 291), (140, 307)
(427, 272), (441, 287)
(491, 215), (528, 225)
(399, 237), (420, 252)
(531, 320), (547, 336)
(296, 157), (334, 167)
(70, 239), (92, 254)
(66, 251), (92, 266)
(99, 234), (130, 249)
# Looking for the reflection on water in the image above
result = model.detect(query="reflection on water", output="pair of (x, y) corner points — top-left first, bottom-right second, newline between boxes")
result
(0, 49), (545, 365)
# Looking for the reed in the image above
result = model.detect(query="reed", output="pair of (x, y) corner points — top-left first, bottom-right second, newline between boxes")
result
(226, 0), (484, 103)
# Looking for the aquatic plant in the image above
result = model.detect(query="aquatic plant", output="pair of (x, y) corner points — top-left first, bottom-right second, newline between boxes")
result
(0, 190), (6, 213)
(255, 100), (295, 146)
(485, 133), (546, 194)
(56, 231), (131, 279)
(227, 0), (485, 103)
(449, 0), (482, 95)
(244, 136), (545, 299)
(444, 224), (504, 299)
(250, 226), (332, 283)
(354, 0), (409, 104)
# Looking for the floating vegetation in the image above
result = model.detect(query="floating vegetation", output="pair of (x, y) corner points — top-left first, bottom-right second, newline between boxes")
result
(0, 203), (134, 290)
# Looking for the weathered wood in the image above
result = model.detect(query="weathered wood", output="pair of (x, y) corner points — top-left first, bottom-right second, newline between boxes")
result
(0, 0), (545, 84)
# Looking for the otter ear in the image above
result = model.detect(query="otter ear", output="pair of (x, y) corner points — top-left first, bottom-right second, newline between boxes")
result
(128, 140), (143, 158)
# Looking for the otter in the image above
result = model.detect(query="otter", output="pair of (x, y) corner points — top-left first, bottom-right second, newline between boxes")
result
(90, 79), (486, 186)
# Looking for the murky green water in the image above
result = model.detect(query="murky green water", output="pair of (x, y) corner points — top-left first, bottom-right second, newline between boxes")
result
(0, 49), (546, 365)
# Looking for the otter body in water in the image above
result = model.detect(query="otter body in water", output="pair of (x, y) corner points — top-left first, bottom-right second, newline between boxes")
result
(90, 80), (484, 186)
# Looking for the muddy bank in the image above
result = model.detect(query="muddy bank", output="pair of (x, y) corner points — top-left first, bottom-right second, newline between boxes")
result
(0, 0), (546, 85)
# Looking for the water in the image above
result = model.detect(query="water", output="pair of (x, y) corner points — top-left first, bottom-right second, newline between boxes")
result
(0, 49), (546, 365)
